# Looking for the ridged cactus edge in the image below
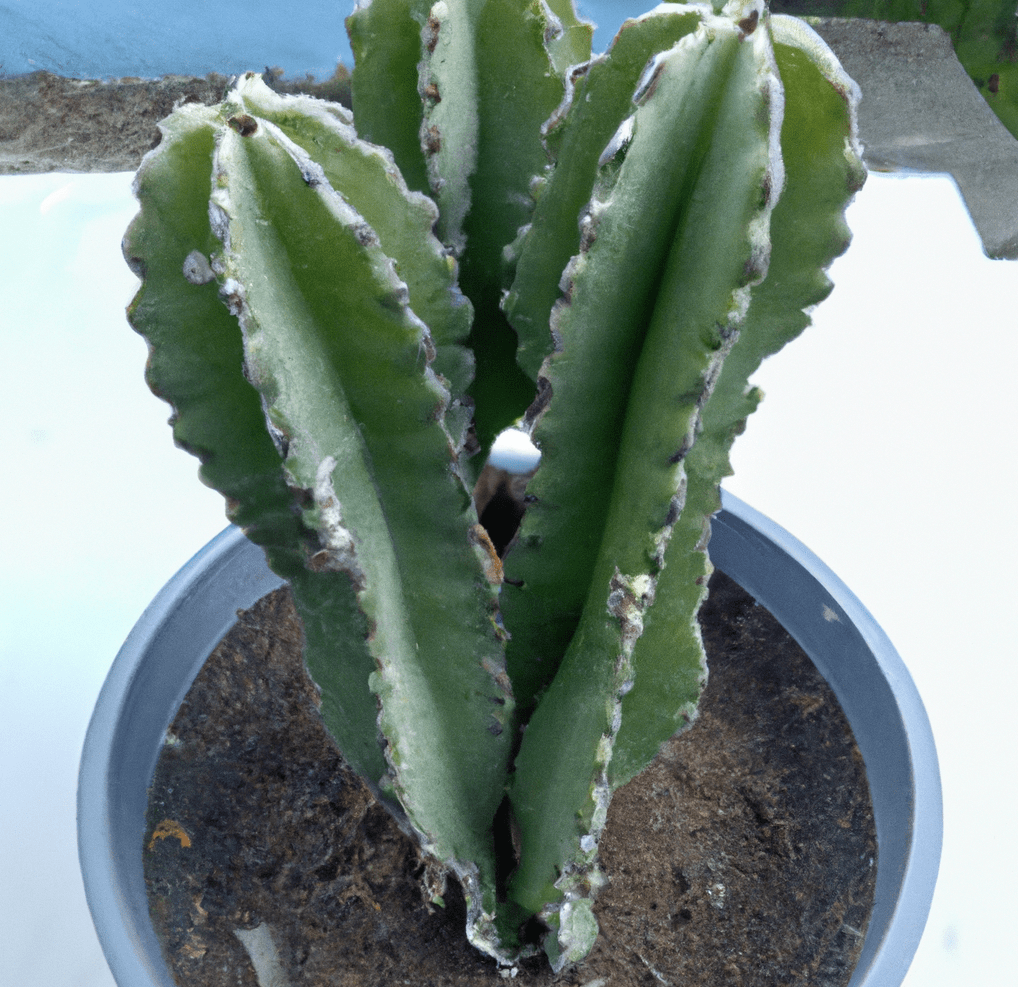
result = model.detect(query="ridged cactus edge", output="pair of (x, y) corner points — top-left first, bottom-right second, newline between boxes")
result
(124, 0), (863, 971)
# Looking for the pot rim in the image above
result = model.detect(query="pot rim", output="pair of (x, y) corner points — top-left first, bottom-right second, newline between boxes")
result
(710, 491), (942, 987)
(78, 491), (941, 987)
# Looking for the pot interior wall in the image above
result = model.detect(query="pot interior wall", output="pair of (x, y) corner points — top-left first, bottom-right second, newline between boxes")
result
(710, 491), (942, 987)
(79, 526), (285, 987)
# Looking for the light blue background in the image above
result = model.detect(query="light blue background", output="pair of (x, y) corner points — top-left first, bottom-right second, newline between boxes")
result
(1, 0), (627, 78)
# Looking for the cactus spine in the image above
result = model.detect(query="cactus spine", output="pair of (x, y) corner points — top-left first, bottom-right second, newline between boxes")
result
(125, 0), (863, 969)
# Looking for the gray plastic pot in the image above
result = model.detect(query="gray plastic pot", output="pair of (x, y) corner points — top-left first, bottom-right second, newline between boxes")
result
(78, 490), (942, 987)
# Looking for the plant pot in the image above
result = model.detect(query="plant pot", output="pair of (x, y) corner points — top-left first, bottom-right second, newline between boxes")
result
(78, 490), (942, 987)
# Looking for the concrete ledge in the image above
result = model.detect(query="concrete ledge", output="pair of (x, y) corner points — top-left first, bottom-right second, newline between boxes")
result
(811, 19), (1018, 258)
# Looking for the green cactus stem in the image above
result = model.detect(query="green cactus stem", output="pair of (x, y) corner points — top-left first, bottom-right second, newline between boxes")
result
(125, 0), (863, 969)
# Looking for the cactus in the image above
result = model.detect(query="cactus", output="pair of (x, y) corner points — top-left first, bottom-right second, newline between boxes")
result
(124, 0), (864, 970)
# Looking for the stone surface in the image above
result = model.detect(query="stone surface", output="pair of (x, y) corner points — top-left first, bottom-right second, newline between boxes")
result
(811, 18), (1018, 258)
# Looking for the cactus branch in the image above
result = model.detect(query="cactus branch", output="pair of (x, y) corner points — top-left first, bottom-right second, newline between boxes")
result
(503, 8), (785, 965)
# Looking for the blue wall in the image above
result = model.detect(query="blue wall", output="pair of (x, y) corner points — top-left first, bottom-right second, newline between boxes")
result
(1, 1), (639, 80)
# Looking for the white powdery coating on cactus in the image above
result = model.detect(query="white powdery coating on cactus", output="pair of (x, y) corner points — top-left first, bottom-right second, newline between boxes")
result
(182, 249), (216, 285)
(607, 570), (656, 656)
(208, 199), (231, 254)
(604, 567), (661, 743)
(234, 71), (355, 128)
(719, 0), (764, 27)
(542, 57), (597, 140)
(537, 0), (564, 45)
(308, 456), (366, 584)
(742, 0), (787, 294)
(597, 115), (635, 169)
